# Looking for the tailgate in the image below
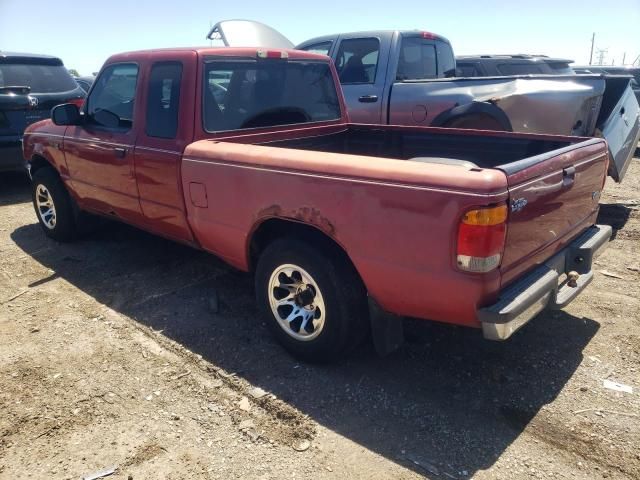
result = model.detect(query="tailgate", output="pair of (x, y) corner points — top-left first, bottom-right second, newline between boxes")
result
(499, 139), (609, 286)
(597, 76), (640, 182)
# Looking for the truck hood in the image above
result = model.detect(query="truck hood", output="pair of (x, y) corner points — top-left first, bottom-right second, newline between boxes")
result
(206, 20), (294, 49)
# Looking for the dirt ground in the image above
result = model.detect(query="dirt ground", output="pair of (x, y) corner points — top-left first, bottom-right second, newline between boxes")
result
(1, 157), (639, 480)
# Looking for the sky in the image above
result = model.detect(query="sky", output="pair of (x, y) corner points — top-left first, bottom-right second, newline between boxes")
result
(1, 0), (638, 76)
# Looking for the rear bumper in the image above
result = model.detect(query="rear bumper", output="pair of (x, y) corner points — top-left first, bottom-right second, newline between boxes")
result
(479, 224), (612, 340)
(0, 139), (26, 172)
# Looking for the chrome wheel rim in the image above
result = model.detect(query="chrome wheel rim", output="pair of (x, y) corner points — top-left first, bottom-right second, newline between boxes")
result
(268, 264), (326, 341)
(35, 184), (56, 229)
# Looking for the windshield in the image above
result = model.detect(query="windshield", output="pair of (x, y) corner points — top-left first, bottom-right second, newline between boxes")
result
(203, 60), (341, 132)
(0, 63), (78, 93)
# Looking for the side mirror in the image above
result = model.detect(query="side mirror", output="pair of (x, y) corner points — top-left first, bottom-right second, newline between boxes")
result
(51, 103), (82, 126)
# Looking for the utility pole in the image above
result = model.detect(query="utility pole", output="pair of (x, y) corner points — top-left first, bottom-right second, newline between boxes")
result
(622, 52), (626, 65)
(595, 48), (607, 65)
(589, 32), (595, 65)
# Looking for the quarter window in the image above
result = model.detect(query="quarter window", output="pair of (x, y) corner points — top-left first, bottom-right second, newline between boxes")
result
(335, 38), (380, 84)
(146, 62), (183, 139)
(397, 37), (437, 80)
(87, 63), (138, 129)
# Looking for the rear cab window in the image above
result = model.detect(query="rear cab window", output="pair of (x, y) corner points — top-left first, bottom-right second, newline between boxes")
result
(202, 58), (341, 133)
(145, 62), (183, 139)
(86, 63), (139, 130)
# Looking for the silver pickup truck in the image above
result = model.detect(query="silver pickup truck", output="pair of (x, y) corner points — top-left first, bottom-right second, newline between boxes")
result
(208, 20), (640, 182)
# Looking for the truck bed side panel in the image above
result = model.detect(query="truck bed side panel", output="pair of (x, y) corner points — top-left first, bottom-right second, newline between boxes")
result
(389, 77), (606, 136)
(180, 141), (509, 326)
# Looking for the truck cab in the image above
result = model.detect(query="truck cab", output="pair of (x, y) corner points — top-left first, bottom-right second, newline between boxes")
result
(297, 31), (456, 124)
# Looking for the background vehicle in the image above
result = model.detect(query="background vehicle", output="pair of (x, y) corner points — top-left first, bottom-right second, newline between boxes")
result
(294, 29), (639, 182)
(205, 21), (639, 183)
(73, 75), (95, 93)
(0, 52), (85, 173)
(574, 66), (640, 103)
(23, 46), (614, 362)
(456, 54), (575, 76)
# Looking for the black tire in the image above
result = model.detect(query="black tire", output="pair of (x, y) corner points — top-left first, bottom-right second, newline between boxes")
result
(255, 238), (367, 363)
(31, 168), (77, 242)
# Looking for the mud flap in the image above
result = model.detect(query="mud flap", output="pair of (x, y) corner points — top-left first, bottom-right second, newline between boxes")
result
(368, 297), (404, 356)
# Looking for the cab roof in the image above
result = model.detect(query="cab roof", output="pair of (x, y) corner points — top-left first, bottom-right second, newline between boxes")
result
(105, 47), (331, 64)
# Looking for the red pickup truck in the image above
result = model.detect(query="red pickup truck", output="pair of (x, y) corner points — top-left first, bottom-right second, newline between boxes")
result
(23, 46), (612, 362)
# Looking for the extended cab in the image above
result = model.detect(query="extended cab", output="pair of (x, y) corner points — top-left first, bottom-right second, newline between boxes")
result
(23, 46), (613, 361)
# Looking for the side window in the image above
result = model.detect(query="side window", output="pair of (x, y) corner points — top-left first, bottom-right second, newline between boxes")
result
(436, 41), (456, 77)
(300, 41), (332, 56)
(397, 37), (437, 81)
(87, 63), (138, 129)
(146, 62), (183, 139)
(335, 38), (380, 84)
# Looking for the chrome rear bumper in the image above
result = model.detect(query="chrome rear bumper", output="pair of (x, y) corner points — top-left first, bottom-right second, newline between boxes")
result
(479, 224), (612, 340)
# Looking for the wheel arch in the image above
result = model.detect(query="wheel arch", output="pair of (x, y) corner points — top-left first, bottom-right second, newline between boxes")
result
(247, 217), (363, 282)
(431, 101), (513, 131)
(28, 153), (58, 178)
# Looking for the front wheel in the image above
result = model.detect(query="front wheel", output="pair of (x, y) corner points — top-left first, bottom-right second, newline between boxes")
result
(31, 168), (77, 242)
(255, 238), (367, 363)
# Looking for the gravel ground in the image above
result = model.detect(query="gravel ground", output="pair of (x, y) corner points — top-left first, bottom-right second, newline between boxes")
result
(0, 158), (639, 480)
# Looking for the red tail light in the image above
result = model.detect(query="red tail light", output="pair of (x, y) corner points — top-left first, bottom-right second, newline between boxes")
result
(68, 98), (85, 109)
(421, 32), (437, 40)
(457, 204), (508, 273)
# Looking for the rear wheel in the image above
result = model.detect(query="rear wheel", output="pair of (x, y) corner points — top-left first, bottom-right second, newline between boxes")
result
(255, 238), (367, 363)
(31, 168), (77, 242)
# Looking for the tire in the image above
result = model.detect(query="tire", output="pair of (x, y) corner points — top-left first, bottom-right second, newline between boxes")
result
(31, 168), (77, 242)
(255, 238), (367, 363)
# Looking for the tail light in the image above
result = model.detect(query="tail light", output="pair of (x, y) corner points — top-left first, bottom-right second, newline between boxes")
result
(68, 98), (85, 109)
(456, 204), (508, 273)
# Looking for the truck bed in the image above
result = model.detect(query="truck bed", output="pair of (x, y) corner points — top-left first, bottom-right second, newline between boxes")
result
(262, 124), (577, 169)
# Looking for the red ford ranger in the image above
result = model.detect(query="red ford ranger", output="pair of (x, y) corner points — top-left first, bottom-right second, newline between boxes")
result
(22, 46), (613, 362)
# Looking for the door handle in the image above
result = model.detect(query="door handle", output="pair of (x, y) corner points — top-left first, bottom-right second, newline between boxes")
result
(562, 166), (576, 187)
(358, 95), (378, 103)
(113, 147), (127, 158)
